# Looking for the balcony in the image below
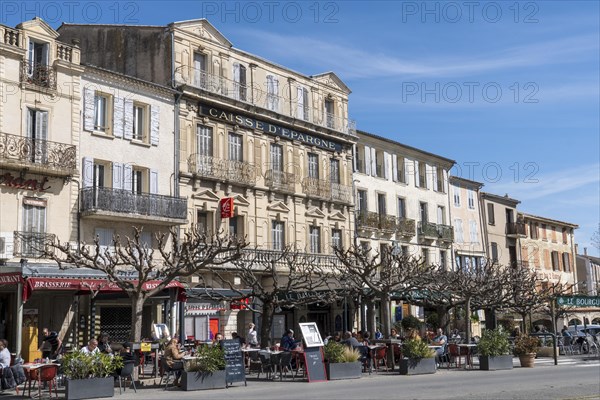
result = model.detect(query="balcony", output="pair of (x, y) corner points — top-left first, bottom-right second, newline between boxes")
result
(80, 187), (187, 225)
(418, 221), (439, 240)
(356, 211), (381, 231)
(396, 218), (416, 238)
(188, 154), (257, 186)
(0, 132), (77, 177)
(20, 60), (57, 90)
(264, 169), (296, 193)
(437, 224), (454, 242)
(175, 68), (356, 136)
(301, 178), (352, 204)
(379, 215), (397, 232)
(13, 231), (56, 258)
(237, 248), (343, 269)
(506, 222), (527, 238)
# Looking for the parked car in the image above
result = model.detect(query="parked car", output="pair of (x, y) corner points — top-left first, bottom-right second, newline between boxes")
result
(567, 324), (600, 337)
(567, 325), (600, 354)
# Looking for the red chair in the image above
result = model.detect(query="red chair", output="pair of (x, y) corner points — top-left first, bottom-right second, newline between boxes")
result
(374, 346), (388, 372)
(38, 364), (59, 399)
(447, 343), (461, 369)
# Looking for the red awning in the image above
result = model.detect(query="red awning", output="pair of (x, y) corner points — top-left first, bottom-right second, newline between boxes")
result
(22, 277), (185, 302)
(0, 273), (24, 286)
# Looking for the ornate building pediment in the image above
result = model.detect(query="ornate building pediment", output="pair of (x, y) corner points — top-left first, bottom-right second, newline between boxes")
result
(328, 210), (346, 221)
(305, 207), (326, 219)
(232, 194), (250, 207)
(191, 189), (220, 202)
(172, 19), (232, 48)
(311, 72), (351, 95)
(18, 17), (59, 39)
(266, 201), (290, 213)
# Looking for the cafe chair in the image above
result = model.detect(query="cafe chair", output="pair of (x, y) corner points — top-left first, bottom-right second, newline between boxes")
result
(118, 361), (137, 394)
(374, 346), (388, 372)
(38, 364), (59, 399)
(355, 346), (372, 374)
(257, 353), (273, 380)
(277, 352), (294, 381)
(159, 358), (176, 390)
(446, 343), (460, 369)
(248, 351), (262, 374)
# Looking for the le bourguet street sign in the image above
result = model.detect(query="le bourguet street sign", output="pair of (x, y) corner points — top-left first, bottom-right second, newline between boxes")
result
(556, 295), (600, 307)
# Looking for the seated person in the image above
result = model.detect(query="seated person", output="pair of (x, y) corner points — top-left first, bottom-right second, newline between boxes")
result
(280, 329), (300, 351)
(232, 332), (246, 347)
(362, 331), (371, 345)
(115, 342), (135, 375)
(97, 332), (113, 354)
(81, 339), (100, 355)
(431, 328), (448, 364)
(389, 328), (401, 339)
(212, 332), (223, 346)
(341, 331), (361, 348)
(0, 339), (11, 368)
(164, 337), (185, 386)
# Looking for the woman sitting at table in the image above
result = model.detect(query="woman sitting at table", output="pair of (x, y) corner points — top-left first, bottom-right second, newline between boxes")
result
(164, 337), (185, 386)
(97, 332), (113, 355)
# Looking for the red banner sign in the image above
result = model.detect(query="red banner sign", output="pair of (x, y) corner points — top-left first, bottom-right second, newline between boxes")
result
(219, 197), (234, 219)
(0, 273), (23, 286)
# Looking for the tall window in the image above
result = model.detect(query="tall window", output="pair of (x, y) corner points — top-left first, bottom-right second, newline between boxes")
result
(324, 98), (334, 128)
(454, 219), (464, 243)
(193, 52), (207, 88)
(435, 166), (444, 192)
(562, 252), (571, 272)
(397, 197), (406, 219)
(437, 206), (446, 224)
(453, 186), (461, 206)
(529, 222), (539, 239)
(309, 226), (321, 253)
(197, 211), (209, 234)
(357, 190), (367, 213)
(95, 228), (114, 254)
(132, 103), (146, 141)
(419, 202), (428, 223)
(467, 189), (475, 209)
(417, 162), (427, 188)
(440, 250), (447, 269)
(397, 156), (406, 183)
(330, 159), (340, 184)
(132, 168), (144, 194)
(229, 216), (242, 238)
(197, 125), (213, 156)
(26, 108), (48, 163)
(233, 63), (247, 101)
(266, 75), (279, 111)
(487, 203), (495, 225)
(377, 193), (386, 215)
(308, 153), (319, 179)
(27, 40), (49, 82)
(331, 229), (342, 250)
(297, 86), (309, 121)
(270, 143), (283, 171)
(94, 93), (109, 132)
(272, 221), (285, 251)
(93, 162), (106, 188)
(228, 133), (243, 161)
(562, 228), (568, 244)
(491, 242), (498, 263)
(469, 220), (479, 243)
(23, 203), (46, 234)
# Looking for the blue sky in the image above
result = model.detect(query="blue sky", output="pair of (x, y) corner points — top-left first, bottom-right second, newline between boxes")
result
(3, 1), (599, 255)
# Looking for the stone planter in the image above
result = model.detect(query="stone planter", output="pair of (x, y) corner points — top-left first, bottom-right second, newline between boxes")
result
(478, 355), (514, 371)
(518, 353), (536, 368)
(325, 362), (362, 380)
(398, 358), (436, 375)
(65, 377), (114, 400)
(181, 370), (227, 391)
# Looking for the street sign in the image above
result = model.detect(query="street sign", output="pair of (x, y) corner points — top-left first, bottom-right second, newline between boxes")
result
(556, 295), (600, 307)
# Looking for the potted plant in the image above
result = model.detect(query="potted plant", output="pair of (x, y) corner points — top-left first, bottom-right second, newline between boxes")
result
(399, 334), (436, 375)
(181, 345), (226, 391)
(63, 351), (123, 400)
(477, 327), (513, 371)
(513, 335), (540, 367)
(323, 341), (362, 380)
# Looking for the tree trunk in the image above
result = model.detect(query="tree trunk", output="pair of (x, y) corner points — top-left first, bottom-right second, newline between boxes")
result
(381, 295), (391, 337)
(366, 299), (375, 334)
(436, 306), (450, 330)
(260, 300), (275, 348)
(130, 295), (145, 342)
(466, 297), (472, 344)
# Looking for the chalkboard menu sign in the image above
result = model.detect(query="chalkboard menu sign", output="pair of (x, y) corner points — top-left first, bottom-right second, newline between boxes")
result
(303, 346), (327, 382)
(222, 339), (246, 386)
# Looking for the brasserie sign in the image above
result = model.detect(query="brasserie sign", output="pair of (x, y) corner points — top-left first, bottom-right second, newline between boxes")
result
(556, 295), (600, 308)
(200, 105), (343, 152)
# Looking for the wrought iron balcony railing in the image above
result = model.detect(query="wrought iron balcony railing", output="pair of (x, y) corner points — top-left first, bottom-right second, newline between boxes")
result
(331, 182), (352, 204)
(80, 187), (187, 220)
(0, 132), (77, 175)
(437, 224), (454, 241)
(13, 231), (56, 258)
(506, 222), (527, 237)
(237, 248), (344, 268)
(20, 60), (57, 90)
(396, 218), (416, 237)
(175, 68), (356, 136)
(356, 211), (381, 230)
(188, 154), (257, 186)
(418, 221), (440, 239)
(264, 169), (296, 193)
(379, 215), (397, 232)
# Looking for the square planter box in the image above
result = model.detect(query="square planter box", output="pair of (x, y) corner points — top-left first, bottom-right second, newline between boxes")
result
(478, 355), (514, 371)
(399, 358), (436, 375)
(66, 377), (114, 400)
(326, 362), (362, 380)
(181, 370), (227, 391)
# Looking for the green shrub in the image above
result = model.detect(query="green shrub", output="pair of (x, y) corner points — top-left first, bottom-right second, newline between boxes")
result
(324, 341), (345, 363)
(513, 335), (540, 356)
(186, 345), (225, 373)
(62, 351), (123, 379)
(402, 335), (435, 359)
(477, 327), (511, 357)
(401, 315), (423, 332)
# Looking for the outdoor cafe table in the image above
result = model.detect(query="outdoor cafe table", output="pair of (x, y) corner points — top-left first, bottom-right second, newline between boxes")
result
(22, 362), (58, 398)
(456, 344), (477, 368)
(132, 342), (159, 378)
(374, 339), (402, 370)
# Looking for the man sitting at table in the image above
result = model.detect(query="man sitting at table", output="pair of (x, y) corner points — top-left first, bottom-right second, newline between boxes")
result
(281, 329), (300, 351)
(431, 328), (448, 365)
(81, 339), (100, 355)
(0, 339), (11, 368)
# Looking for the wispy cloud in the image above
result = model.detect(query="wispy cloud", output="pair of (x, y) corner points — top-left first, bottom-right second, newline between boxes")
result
(488, 163), (600, 201)
(234, 29), (598, 79)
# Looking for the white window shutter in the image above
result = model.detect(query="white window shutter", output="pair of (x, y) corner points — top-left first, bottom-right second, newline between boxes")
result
(82, 157), (94, 187)
(297, 86), (304, 118)
(150, 105), (160, 146)
(352, 144), (358, 172)
(432, 167), (439, 191)
(364, 146), (371, 175)
(113, 97), (124, 138)
(123, 164), (133, 190)
(443, 169), (449, 193)
(112, 162), (123, 190)
(83, 87), (95, 131)
(273, 78), (279, 111)
(384, 152), (391, 180)
(404, 158), (410, 184)
(36, 111), (48, 140)
(392, 154), (398, 182)
(124, 99), (133, 140)
(150, 169), (158, 194)
(370, 147), (377, 177)
(414, 160), (420, 187)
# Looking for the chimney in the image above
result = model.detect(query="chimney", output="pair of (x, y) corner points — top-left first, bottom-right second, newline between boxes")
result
(584, 247), (588, 256)
(575, 243), (579, 254)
